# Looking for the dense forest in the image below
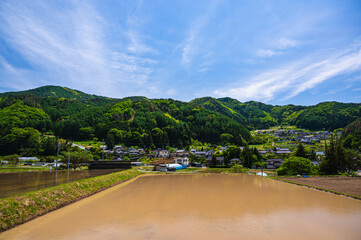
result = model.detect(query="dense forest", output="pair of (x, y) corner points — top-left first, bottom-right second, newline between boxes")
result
(342, 117), (361, 151)
(0, 86), (360, 156)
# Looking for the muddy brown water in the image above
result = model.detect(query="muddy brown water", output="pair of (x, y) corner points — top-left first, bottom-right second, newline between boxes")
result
(1, 174), (361, 240)
(0, 169), (122, 198)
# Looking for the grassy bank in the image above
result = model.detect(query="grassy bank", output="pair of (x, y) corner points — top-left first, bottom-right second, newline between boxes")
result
(0, 166), (50, 173)
(0, 169), (142, 232)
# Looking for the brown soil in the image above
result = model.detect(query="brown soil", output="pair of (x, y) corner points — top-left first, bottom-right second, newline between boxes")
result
(278, 176), (361, 197)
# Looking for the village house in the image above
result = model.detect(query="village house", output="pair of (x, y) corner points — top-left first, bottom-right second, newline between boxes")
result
(266, 159), (284, 169)
(219, 146), (228, 151)
(194, 151), (206, 158)
(158, 150), (169, 158)
(205, 150), (215, 157)
(207, 156), (225, 166)
(174, 157), (189, 166)
(176, 150), (186, 156)
(275, 148), (291, 155)
(259, 150), (267, 155)
(113, 145), (124, 154)
(230, 158), (241, 165)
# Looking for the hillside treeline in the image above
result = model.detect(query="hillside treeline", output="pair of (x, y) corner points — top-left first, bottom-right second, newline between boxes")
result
(1, 86), (360, 156)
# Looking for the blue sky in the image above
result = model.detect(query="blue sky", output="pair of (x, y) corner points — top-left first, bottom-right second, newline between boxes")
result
(0, 0), (361, 105)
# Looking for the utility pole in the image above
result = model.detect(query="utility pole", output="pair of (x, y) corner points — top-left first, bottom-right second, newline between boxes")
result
(68, 152), (70, 170)
(323, 128), (326, 151)
(261, 158), (263, 177)
(67, 152), (70, 183)
(56, 142), (60, 171)
(102, 139), (105, 161)
(56, 141), (59, 186)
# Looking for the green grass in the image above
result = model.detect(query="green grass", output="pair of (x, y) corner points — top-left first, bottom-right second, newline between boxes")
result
(0, 166), (50, 173)
(176, 167), (201, 173)
(71, 140), (101, 148)
(0, 168), (142, 232)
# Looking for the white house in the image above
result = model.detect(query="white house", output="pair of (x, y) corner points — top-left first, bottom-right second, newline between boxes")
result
(174, 157), (189, 166)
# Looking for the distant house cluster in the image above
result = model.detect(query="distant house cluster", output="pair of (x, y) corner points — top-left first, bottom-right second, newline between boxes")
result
(255, 129), (331, 144)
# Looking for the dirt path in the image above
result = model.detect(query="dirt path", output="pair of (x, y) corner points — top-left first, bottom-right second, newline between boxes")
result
(128, 109), (135, 121)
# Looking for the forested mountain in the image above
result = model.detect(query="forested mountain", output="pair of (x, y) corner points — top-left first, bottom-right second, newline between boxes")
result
(0, 85), (104, 100)
(0, 86), (360, 155)
(0, 87), (251, 155)
(343, 118), (361, 151)
(192, 97), (361, 131)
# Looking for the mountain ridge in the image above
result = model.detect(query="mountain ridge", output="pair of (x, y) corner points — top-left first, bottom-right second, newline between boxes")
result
(1, 85), (360, 132)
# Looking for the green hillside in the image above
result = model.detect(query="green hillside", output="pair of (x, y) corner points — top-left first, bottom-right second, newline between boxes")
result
(343, 117), (361, 151)
(285, 102), (361, 130)
(192, 97), (360, 131)
(0, 87), (251, 155)
(0, 85), (105, 100)
(0, 85), (360, 156)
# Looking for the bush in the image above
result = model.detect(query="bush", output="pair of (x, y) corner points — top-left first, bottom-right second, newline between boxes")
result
(277, 156), (318, 176)
(5, 154), (19, 166)
(230, 164), (247, 173)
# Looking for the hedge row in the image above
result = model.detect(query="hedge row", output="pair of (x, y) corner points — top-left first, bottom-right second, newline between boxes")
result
(0, 169), (143, 232)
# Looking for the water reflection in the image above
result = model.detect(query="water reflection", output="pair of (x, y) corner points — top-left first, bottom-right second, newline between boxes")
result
(0, 169), (122, 198)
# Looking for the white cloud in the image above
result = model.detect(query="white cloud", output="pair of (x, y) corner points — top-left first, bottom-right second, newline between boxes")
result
(181, 0), (221, 66)
(215, 45), (361, 102)
(0, 1), (158, 97)
(256, 49), (278, 58)
(126, 30), (156, 54)
(278, 37), (299, 49)
(256, 38), (299, 59)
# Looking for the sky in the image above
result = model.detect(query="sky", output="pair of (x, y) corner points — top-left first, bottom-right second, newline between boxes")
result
(0, 0), (361, 105)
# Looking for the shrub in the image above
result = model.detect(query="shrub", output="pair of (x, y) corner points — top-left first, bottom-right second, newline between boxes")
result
(277, 156), (318, 176)
(230, 164), (247, 173)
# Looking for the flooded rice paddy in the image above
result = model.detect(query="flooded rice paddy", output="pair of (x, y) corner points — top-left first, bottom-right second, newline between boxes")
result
(1, 174), (361, 240)
(0, 169), (122, 198)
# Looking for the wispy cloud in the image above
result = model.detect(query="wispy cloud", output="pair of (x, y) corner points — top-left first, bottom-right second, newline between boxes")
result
(256, 38), (300, 58)
(215, 44), (361, 102)
(126, 30), (156, 54)
(256, 49), (278, 58)
(181, 0), (221, 66)
(278, 37), (299, 49)
(0, 1), (158, 97)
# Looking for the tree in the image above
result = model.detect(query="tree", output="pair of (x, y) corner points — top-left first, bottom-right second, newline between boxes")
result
(309, 149), (317, 162)
(5, 154), (19, 166)
(343, 149), (360, 173)
(230, 164), (246, 173)
(241, 146), (255, 168)
(319, 135), (348, 175)
(106, 132), (115, 150)
(294, 143), (308, 158)
(277, 156), (318, 176)
(211, 155), (217, 167)
(61, 151), (92, 169)
(41, 136), (57, 156)
(224, 145), (241, 167)
(220, 133), (233, 145)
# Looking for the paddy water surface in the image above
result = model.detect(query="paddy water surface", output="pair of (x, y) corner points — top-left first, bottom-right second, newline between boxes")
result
(1, 174), (361, 240)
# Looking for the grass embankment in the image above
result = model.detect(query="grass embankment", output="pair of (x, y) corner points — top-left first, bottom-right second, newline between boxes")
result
(0, 169), (142, 232)
(0, 166), (50, 173)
